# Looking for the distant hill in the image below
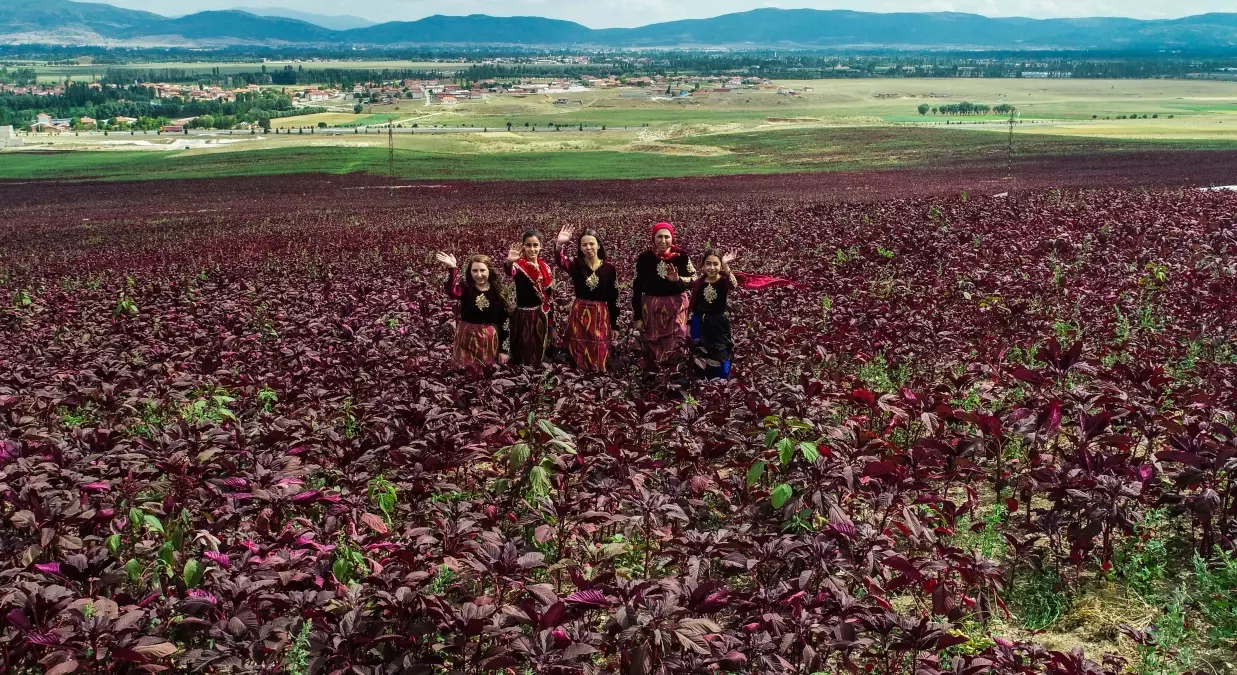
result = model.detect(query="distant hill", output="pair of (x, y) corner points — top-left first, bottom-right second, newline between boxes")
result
(0, 0), (336, 45)
(341, 15), (596, 45)
(2, 0), (1237, 50)
(233, 7), (375, 31)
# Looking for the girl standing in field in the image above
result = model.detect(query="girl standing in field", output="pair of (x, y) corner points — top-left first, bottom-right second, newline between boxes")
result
(435, 252), (511, 368)
(689, 251), (740, 380)
(688, 250), (802, 380)
(554, 224), (619, 371)
(504, 230), (554, 366)
(631, 222), (695, 369)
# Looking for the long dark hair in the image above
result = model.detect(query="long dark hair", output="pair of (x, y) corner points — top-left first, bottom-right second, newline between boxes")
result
(575, 229), (608, 264)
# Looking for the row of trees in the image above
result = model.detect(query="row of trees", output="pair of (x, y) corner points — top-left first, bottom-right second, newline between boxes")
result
(0, 81), (308, 128)
(917, 101), (1016, 116)
(0, 66), (37, 86)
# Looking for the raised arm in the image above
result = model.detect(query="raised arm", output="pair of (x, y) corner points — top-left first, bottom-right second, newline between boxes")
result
(504, 243), (521, 276)
(555, 244), (575, 273)
(554, 225), (575, 272)
(435, 252), (462, 298)
(722, 252), (738, 290)
(443, 267), (463, 298)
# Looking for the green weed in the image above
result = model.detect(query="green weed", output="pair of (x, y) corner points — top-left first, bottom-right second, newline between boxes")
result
(1114, 510), (1170, 598)
(1010, 567), (1070, 630)
(181, 387), (238, 426)
(367, 474), (397, 527)
(257, 384), (279, 413)
(59, 404), (98, 429)
(1192, 550), (1237, 645)
(331, 535), (368, 585)
(285, 621), (312, 675)
(855, 353), (911, 393)
(1130, 590), (1194, 675)
(429, 563), (455, 595)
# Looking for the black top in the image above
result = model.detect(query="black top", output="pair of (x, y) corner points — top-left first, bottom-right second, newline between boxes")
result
(445, 268), (511, 349)
(503, 259), (554, 310)
(690, 273), (739, 316)
(631, 249), (696, 320)
(556, 247), (620, 328)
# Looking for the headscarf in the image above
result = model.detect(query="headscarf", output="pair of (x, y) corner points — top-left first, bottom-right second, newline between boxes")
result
(650, 222), (681, 261)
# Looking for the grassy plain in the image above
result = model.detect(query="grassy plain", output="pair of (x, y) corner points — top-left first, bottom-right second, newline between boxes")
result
(5, 76), (1237, 181)
(5, 126), (1236, 183)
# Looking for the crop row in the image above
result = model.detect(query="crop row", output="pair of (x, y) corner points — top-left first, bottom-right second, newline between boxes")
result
(0, 179), (1235, 674)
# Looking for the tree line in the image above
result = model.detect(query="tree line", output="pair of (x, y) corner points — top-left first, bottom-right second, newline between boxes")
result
(0, 81), (302, 128)
(917, 102), (1016, 116)
(0, 67), (38, 86)
(98, 65), (455, 89)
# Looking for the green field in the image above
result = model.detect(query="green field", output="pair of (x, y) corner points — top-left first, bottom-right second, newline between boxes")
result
(6, 76), (1237, 181)
(4, 127), (1235, 183)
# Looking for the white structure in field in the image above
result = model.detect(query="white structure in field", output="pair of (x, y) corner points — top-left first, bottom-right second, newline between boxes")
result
(0, 125), (22, 147)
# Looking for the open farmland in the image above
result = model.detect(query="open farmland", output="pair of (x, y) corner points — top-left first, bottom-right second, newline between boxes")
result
(1, 169), (1236, 674)
(7, 77), (1237, 183)
(6, 126), (1237, 182)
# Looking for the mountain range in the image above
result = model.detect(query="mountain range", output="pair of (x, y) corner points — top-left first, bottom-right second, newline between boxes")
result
(231, 7), (375, 31)
(3, 0), (1237, 50)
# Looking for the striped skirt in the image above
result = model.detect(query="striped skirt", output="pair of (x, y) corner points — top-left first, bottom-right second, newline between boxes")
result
(566, 299), (611, 371)
(510, 307), (549, 366)
(452, 322), (499, 368)
(640, 293), (689, 367)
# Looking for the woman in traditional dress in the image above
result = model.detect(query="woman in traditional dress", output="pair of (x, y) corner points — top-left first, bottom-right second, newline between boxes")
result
(688, 250), (804, 380)
(435, 252), (510, 368)
(631, 222), (695, 368)
(504, 230), (554, 366)
(553, 225), (619, 371)
(688, 251), (739, 379)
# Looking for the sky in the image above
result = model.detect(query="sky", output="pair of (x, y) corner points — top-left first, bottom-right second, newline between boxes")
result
(102, 0), (1231, 28)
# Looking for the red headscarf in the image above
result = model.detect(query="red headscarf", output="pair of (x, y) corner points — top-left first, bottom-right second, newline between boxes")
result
(651, 222), (680, 261)
(511, 257), (553, 313)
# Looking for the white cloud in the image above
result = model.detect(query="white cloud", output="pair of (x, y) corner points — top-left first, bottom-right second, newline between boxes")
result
(104, 0), (1232, 27)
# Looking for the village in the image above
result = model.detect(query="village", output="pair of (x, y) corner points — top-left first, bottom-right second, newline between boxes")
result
(3, 73), (780, 134)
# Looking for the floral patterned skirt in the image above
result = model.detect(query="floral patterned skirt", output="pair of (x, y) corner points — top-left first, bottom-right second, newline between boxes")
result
(510, 307), (549, 366)
(566, 299), (611, 371)
(640, 293), (689, 366)
(452, 322), (499, 368)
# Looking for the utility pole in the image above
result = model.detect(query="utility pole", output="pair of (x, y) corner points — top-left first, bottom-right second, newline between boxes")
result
(387, 115), (394, 182)
(1006, 106), (1019, 182)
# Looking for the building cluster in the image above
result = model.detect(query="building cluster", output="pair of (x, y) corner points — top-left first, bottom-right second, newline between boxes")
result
(151, 82), (270, 102)
(14, 73), (781, 133)
(0, 82), (66, 96)
(28, 112), (151, 133)
(333, 74), (774, 107)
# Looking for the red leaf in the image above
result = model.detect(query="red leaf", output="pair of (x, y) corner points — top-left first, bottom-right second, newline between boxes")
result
(359, 512), (389, 535)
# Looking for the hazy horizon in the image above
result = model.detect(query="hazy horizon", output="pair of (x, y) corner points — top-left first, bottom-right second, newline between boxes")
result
(96, 0), (1234, 29)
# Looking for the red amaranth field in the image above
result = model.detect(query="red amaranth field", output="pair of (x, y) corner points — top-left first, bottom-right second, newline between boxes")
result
(1, 164), (1236, 674)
